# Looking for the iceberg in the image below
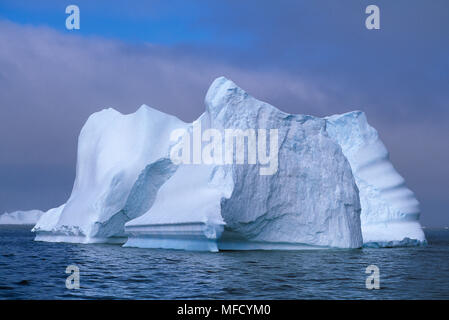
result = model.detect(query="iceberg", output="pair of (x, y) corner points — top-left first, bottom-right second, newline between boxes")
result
(33, 76), (424, 250)
(325, 111), (426, 246)
(0, 209), (44, 225)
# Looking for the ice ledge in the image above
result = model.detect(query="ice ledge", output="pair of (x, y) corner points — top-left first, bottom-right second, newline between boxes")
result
(363, 238), (427, 248)
(361, 220), (426, 247)
(124, 237), (220, 252)
(124, 222), (225, 252)
(123, 222), (346, 252)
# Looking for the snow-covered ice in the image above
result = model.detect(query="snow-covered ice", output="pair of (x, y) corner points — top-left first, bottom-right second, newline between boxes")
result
(0, 209), (44, 225)
(32, 77), (425, 250)
(33, 106), (188, 243)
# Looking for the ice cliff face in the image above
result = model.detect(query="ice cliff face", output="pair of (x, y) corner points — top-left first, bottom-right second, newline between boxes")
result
(208, 78), (362, 249)
(0, 210), (44, 225)
(325, 112), (425, 246)
(33, 76), (424, 250)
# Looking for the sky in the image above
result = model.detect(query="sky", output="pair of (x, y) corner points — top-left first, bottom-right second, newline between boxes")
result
(0, 0), (448, 226)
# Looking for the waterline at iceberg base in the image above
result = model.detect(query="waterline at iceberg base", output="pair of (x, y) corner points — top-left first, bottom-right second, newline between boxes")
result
(32, 77), (426, 251)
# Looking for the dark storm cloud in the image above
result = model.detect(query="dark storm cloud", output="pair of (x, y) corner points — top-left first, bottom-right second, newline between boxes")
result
(0, 20), (344, 213)
(192, 0), (449, 116)
(0, 0), (448, 226)
(0, 20), (342, 163)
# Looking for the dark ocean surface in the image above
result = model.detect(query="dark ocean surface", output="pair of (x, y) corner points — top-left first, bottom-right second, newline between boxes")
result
(0, 225), (448, 299)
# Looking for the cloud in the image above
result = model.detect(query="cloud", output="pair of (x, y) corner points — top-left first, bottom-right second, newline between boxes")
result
(0, 20), (343, 213)
(0, 19), (347, 165)
(0, 17), (447, 226)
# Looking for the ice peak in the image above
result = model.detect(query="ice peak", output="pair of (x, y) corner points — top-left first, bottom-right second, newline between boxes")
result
(205, 77), (292, 122)
(135, 104), (162, 118)
(98, 107), (122, 116)
(135, 104), (163, 115)
(205, 76), (246, 115)
(136, 104), (150, 113)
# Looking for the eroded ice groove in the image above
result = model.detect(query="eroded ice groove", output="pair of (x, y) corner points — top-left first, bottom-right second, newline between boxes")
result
(92, 158), (178, 239)
(124, 77), (363, 250)
(124, 163), (231, 251)
(33, 105), (188, 243)
(325, 111), (426, 246)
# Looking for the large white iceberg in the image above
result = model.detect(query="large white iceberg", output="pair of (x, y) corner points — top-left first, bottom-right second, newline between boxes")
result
(33, 77), (425, 250)
(0, 209), (44, 225)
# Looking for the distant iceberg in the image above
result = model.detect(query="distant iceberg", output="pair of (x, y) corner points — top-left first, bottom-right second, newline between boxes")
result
(0, 210), (44, 225)
(33, 77), (425, 250)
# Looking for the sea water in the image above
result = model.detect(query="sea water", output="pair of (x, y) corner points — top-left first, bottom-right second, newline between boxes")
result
(0, 226), (448, 299)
